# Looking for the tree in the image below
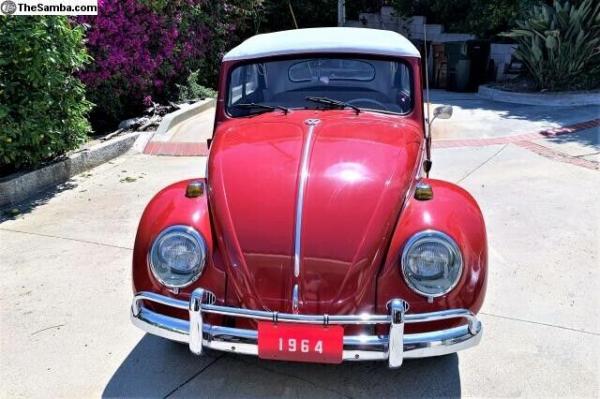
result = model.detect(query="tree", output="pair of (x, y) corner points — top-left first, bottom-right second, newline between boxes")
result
(391, 0), (538, 39)
(260, 0), (338, 32)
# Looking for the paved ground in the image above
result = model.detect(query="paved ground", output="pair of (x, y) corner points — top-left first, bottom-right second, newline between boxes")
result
(430, 90), (600, 140)
(168, 107), (215, 143)
(1, 95), (599, 398)
(143, 106), (214, 156)
(531, 127), (599, 162)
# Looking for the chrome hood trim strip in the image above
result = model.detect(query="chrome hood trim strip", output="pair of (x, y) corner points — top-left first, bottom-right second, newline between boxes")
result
(293, 119), (320, 278)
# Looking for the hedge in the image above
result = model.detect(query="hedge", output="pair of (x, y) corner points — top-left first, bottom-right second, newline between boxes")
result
(0, 17), (92, 174)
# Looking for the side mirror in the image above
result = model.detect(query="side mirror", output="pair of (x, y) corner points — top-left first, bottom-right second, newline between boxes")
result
(425, 105), (453, 176)
(433, 105), (453, 120)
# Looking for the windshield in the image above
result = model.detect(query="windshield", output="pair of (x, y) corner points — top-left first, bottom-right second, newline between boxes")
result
(226, 57), (412, 117)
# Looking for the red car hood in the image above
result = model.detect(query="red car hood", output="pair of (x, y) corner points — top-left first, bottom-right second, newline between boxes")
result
(208, 110), (422, 314)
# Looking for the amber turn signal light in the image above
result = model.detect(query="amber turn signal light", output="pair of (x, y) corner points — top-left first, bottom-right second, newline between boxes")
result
(186, 181), (205, 198)
(414, 181), (433, 201)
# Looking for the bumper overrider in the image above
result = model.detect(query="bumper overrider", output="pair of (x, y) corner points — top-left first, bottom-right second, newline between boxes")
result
(131, 288), (482, 368)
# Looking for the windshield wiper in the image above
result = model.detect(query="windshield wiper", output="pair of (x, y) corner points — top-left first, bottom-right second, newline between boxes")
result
(234, 103), (289, 115)
(305, 96), (360, 114)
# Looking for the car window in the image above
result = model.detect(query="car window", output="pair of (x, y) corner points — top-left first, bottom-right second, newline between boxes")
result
(229, 64), (260, 104)
(289, 59), (375, 82)
(227, 57), (412, 117)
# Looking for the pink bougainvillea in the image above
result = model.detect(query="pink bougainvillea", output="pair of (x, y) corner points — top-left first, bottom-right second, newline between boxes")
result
(76, 0), (211, 120)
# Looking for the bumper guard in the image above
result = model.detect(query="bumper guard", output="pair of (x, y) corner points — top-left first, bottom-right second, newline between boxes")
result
(131, 289), (482, 368)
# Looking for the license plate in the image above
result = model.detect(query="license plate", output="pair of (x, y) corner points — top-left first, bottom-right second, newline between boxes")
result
(258, 322), (343, 364)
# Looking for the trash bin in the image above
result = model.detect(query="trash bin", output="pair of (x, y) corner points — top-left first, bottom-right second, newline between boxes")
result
(466, 40), (491, 91)
(432, 43), (447, 89)
(445, 42), (470, 92)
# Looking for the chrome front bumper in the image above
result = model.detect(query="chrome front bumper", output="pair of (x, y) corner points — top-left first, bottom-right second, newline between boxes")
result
(131, 289), (482, 368)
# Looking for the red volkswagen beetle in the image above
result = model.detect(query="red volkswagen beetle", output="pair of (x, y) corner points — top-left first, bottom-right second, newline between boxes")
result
(131, 27), (487, 367)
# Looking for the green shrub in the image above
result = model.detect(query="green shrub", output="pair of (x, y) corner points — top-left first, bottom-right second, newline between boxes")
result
(391, 0), (535, 39)
(177, 71), (217, 102)
(197, 0), (265, 90)
(503, 0), (600, 91)
(0, 17), (92, 173)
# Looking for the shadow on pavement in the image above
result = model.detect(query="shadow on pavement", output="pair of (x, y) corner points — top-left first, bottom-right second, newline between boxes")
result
(104, 334), (461, 398)
(0, 180), (78, 224)
(543, 128), (600, 151)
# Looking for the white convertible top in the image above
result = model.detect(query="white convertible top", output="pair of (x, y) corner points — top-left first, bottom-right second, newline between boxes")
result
(223, 27), (421, 61)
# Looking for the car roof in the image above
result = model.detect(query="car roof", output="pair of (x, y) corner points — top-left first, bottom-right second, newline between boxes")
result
(222, 27), (421, 62)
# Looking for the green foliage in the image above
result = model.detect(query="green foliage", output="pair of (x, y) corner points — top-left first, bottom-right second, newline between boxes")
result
(0, 17), (92, 173)
(196, 0), (265, 90)
(177, 71), (217, 102)
(194, 0), (342, 88)
(260, 0), (338, 32)
(503, 0), (600, 90)
(391, 0), (538, 39)
(346, 0), (384, 20)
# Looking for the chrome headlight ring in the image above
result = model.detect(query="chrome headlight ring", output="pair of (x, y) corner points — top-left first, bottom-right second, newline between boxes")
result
(401, 230), (463, 298)
(149, 225), (207, 289)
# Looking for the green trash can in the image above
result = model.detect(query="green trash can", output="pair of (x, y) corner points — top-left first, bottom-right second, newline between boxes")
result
(445, 42), (471, 92)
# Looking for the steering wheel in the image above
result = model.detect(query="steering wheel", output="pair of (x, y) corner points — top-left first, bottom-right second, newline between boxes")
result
(347, 98), (388, 110)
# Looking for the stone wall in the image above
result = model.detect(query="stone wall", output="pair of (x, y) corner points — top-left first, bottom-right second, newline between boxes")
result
(344, 6), (475, 43)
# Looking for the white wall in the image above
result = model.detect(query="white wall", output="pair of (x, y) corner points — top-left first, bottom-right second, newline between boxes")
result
(490, 44), (517, 81)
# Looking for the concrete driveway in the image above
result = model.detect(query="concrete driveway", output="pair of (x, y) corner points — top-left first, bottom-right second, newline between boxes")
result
(1, 99), (599, 397)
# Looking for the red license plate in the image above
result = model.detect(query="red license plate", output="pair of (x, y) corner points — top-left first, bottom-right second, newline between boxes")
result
(258, 322), (343, 364)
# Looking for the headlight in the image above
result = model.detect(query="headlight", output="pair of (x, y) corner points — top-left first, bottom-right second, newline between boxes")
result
(149, 225), (207, 288)
(401, 230), (463, 297)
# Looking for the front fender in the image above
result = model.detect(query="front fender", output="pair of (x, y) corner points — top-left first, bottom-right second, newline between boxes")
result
(377, 178), (488, 320)
(132, 179), (226, 304)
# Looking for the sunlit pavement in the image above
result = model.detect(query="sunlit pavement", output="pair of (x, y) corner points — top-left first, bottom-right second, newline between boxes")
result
(1, 99), (599, 397)
(143, 106), (214, 157)
(430, 90), (600, 140)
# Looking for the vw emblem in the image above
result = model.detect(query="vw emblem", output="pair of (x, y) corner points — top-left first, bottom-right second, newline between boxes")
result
(304, 118), (320, 126)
